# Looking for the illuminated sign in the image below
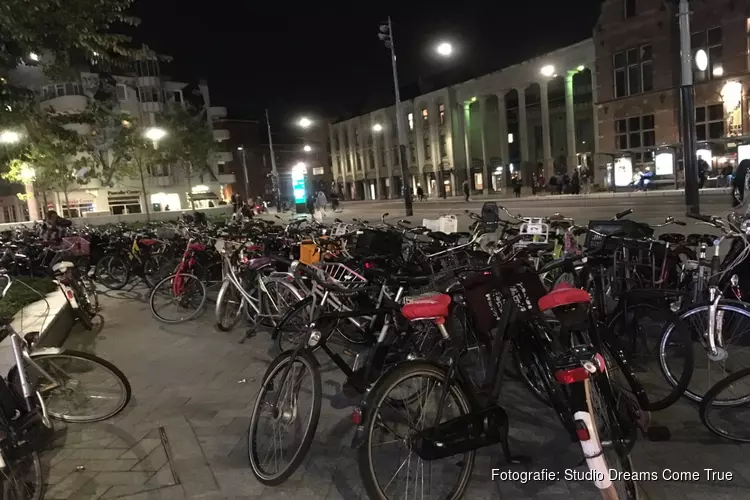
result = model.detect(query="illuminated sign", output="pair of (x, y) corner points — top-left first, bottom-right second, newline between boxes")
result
(614, 157), (633, 187)
(655, 152), (674, 175)
(292, 165), (306, 204)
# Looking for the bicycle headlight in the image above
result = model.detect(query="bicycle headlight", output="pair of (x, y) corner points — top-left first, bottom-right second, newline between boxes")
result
(308, 329), (322, 347)
(742, 219), (750, 234)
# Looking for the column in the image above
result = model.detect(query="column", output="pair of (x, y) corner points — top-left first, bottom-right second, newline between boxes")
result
(462, 102), (472, 190)
(479, 96), (490, 194)
(443, 98), (457, 196)
(517, 87), (529, 181)
(328, 124), (338, 188)
(347, 124), (357, 200)
(565, 71), (578, 173)
(372, 120), (382, 200)
(383, 117), (395, 199)
(429, 100), (441, 196)
(414, 106), (426, 195)
(496, 92), (509, 192)
(591, 67), (600, 184)
(539, 81), (553, 179)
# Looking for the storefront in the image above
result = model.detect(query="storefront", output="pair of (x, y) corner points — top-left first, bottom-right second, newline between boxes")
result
(150, 192), (182, 212)
(108, 190), (142, 215)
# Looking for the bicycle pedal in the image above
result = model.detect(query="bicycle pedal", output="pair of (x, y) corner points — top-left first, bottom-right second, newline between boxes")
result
(644, 425), (671, 442)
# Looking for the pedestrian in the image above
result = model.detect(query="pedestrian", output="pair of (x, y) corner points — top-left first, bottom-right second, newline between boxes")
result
(416, 184), (424, 201)
(571, 170), (580, 195)
(316, 190), (328, 216)
(698, 157), (710, 189)
(164, 204), (170, 211)
(732, 159), (749, 207)
(512, 174), (522, 198)
(306, 194), (316, 215)
(531, 174), (538, 196)
(463, 179), (470, 202)
(549, 175), (557, 195)
(538, 173), (546, 194)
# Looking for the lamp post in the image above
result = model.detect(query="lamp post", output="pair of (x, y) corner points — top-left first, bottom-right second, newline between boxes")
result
(237, 146), (250, 202)
(379, 17), (413, 216)
(678, 0), (700, 215)
(142, 126), (167, 220)
(265, 109), (281, 212)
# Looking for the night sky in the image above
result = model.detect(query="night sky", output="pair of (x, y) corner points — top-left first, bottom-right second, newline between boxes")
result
(133, 0), (603, 137)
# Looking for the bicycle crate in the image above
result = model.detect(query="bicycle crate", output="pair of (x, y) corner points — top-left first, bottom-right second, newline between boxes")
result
(61, 236), (90, 256)
(584, 220), (654, 251)
(316, 262), (369, 290)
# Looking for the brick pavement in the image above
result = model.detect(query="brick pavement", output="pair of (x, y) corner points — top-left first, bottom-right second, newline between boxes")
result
(41, 286), (750, 499)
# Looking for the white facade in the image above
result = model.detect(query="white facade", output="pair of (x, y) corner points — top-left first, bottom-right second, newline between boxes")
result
(330, 39), (598, 199)
(4, 57), (235, 221)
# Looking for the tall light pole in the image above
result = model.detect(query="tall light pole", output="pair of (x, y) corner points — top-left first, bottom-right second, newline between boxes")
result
(678, 0), (700, 215)
(143, 126), (167, 220)
(379, 17), (413, 216)
(237, 146), (250, 201)
(265, 109), (281, 212)
(0, 130), (39, 221)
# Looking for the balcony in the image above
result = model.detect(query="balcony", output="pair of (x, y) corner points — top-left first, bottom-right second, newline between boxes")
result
(140, 101), (163, 113)
(213, 129), (230, 141)
(209, 106), (227, 120)
(136, 76), (160, 87)
(41, 94), (87, 114)
(218, 173), (236, 184)
(62, 122), (92, 135)
(214, 151), (233, 164)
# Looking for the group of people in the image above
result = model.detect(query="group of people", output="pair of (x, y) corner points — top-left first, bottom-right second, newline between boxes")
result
(306, 190), (331, 217)
(230, 193), (266, 220)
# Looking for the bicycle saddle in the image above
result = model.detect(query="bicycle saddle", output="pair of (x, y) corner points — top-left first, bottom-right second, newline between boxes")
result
(658, 233), (686, 244)
(686, 233), (717, 247)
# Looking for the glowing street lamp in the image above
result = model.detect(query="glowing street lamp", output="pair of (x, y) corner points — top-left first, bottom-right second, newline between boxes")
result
(298, 117), (312, 129)
(372, 123), (383, 132)
(303, 144), (312, 152)
(28, 53), (39, 62)
(19, 163), (35, 183)
(144, 127), (167, 142)
(695, 49), (708, 71)
(540, 65), (555, 77)
(436, 42), (453, 57)
(0, 130), (21, 144)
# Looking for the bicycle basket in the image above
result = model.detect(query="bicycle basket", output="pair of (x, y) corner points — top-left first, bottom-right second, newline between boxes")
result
(584, 220), (654, 251)
(316, 262), (368, 290)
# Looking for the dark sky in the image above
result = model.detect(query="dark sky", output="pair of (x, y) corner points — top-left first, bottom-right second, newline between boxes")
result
(132, 0), (603, 135)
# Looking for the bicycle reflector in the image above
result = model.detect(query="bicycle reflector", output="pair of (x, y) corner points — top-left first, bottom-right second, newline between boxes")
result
(351, 407), (362, 425)
(307, 329), (322, 347)
(555, 367), (589, 384)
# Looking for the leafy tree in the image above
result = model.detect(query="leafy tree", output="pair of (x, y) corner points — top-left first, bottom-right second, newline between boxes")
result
(0, 0), (155, 73)
(161, 105), (216, 209)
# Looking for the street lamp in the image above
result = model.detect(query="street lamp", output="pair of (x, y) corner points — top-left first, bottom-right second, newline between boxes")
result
(372, 123), (383, 132)
(144, 127), (167, 142)
(540, 65), (555, 77)
(0, 130), (21, 144)
(298, 117), (312, 129)
(436, 42), (453, 57)
(237, 145), (250, 202)
(303, 144), (312, 152)
(28, 53), (39, 62)
(695, 49), (708, 71)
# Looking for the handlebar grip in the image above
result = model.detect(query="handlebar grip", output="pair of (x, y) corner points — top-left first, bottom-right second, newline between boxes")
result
(673, 220), (687, 226)
(685, 213), (715, 224)
(614, 209), (633, 219)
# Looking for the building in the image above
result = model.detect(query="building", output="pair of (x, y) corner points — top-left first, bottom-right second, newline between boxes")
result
(329, 40), (597, 200)
(212, 119), (262, 202)
(3, 55), (235, 220)
(595, 0), (750, 187)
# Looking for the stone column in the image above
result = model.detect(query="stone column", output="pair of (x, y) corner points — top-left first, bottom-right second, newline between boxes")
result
(414, 106), (426, 193)
(539, 80), (553, 179)
(496, 92), (509, 191)
(443, 98), (457, 196)
(383, 117), (395, 199)
(462, 102), (472, 190)
(591, 68), (601, 185)
(479, 96), (490, 194)
(429, 100), (441, 196)
(517, 87), (529, 180)
(565, 71), (578, 172)
(372, 120), (382, 200)
(347, 124), (357, 200)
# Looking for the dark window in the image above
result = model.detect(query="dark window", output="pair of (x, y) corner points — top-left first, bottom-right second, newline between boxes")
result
(423, 135), (431, 160)
(615, 114), (655, 157)
(692, 27), (723, 81)
(613, 44), (652, 97)
(439, 132), (447, 157)
(695, 104), (725, 141)
(624, 0), (636, 18)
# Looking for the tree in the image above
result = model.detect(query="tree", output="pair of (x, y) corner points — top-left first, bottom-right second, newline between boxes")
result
(161, 105), (216, 210)
(0, 0), (156, 73)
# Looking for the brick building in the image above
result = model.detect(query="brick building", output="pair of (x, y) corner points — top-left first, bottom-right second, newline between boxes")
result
(595, 0), (750, 186)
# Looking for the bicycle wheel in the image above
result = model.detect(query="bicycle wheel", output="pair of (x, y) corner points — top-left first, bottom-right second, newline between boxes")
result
(609, 302), (693, 411)
(70, 279), (94, 331)
(583, 376), (639, 500)
(661, 301), (750, 405)
(699, 367), (750, 442)
(247, 349), (321, 486)
(273, 297), (319, 354)
(143, 254), (171, 289)
(215, 280), (245, 332)
(0, 450), (44, 500)
(149, 273), (207, 324)
(260, 278), (304, 327)
(95, 255), (130, 290)
(8, 350), (131, 423)
(358, 361), (475, 500)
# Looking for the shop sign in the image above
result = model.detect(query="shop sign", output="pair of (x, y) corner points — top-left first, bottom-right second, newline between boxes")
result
(108, 190), (141, 196)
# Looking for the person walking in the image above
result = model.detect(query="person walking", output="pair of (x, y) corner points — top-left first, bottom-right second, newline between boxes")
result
(571, 170), (581, 195)
(316, 190), (328, 216)
(512, 174), (522, 198)
(531, 174), (538, 196)
(416, 184), (424, 201)
(463, 179), (470, 202)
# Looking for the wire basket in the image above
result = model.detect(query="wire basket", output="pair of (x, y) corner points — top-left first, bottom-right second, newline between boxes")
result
(61, 236), (90, 256)
(584, 220), (654, 251)
(316, 262), (369, 290)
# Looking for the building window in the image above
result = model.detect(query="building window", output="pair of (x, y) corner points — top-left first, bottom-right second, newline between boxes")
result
(613, 45), (652, 98)
(409, 143), (416, 164)
(696, 104), (724, 141)
(41, 82), (83, 100)
(62, 201), (94, 219)
(423, 135), (431, 160)
(392, 148), (399, 165)
(356, 153), (362, 170)
(108, 195), (141, 215)
(407, 113), (414, 131)
(138, 86), (161, 103)
(439, 132), (447, 157)
(116, 84), (127, 101)
(624, 0), (636, 18)
(615, 114), (655, 153)
(439, 104), (445, 125)
(692, 27), (723, 81)
(421, 108), (428, 123)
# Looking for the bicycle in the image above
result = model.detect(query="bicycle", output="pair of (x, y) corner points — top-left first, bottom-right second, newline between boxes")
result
(95, 234), (167, 290)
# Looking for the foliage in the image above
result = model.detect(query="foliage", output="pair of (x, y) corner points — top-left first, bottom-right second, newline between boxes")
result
(0, 277), (57, 322)
(0, 0), (166, 75)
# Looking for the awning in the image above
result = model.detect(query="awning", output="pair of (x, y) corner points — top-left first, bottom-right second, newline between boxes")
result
(188, 192), (219, 201)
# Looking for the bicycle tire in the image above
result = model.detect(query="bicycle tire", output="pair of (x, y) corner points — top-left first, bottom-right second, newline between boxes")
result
(358, 360), (475, 500)
(699, 366), (750, 442)
(149, 273), (207, 324)
(70, 279), (94, 330)
(215, 280), (246, 332)
(94, 255), (130, 290)
(608, 302), (693, 411)
(247, 349), (321, 485)
(273, 296), (323, 355)
(143, 254), (169, 289)
(0, 449), (44, 500)
(8, 350), (132, 423)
